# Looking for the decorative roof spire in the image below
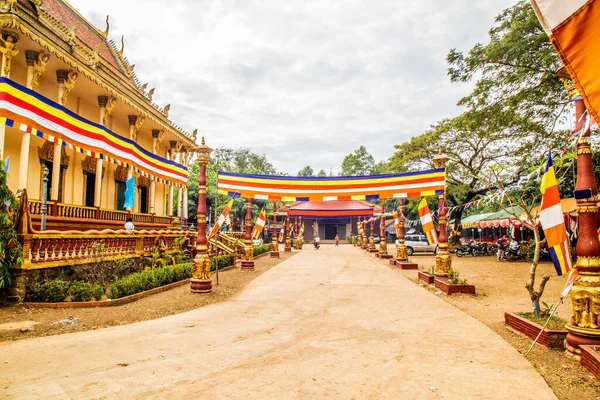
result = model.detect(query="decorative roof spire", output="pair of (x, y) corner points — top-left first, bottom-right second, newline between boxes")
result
(101, 15), (110, 38)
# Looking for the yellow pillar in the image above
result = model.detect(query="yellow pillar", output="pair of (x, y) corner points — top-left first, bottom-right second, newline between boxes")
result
(150, 129), (160, 214)
(50, 70), (69, 201)
(17, 50), (39, 190)
(95, 96), (109, 207)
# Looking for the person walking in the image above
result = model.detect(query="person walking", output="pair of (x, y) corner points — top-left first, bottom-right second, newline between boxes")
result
(335, 234), (340, 247)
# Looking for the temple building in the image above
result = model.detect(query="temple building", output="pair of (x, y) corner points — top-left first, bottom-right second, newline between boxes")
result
(0, 0), (195, 231)
(280, 200), (383, 241)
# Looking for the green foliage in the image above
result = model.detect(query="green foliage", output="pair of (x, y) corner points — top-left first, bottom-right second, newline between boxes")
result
(68, 281), (104, 302)
(518, 312), (566, 330)
(447, 1), (567, 129)
(253, 244), (271, 257)
(0, 159), (23, 290)
(210, 255), (234, 271)
(109, 263), (192, 299)
(297, 166), (314, 176)
(340, 146), (376, 176)
(317, 169), (327, 177)
(26, 280), (70, 302)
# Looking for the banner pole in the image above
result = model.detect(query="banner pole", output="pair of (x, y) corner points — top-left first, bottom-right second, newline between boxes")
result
(523, 298), (562, 357)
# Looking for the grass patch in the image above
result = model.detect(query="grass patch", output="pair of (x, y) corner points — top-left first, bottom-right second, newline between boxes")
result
(517, 312), (567, 330)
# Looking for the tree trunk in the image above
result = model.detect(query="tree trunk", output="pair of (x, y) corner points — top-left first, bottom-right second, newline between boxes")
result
(525, 224), (549, 317)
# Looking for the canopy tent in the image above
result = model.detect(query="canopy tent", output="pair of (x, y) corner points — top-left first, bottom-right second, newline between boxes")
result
(0, 78), (187, 186)
(217, 168), (446, 202)
(478, 207), (524, 228)
(459, 213), (495, 228)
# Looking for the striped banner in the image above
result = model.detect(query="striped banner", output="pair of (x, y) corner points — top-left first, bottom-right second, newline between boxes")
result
(0, 77), (187, 185)
(217, 169), (445, 201)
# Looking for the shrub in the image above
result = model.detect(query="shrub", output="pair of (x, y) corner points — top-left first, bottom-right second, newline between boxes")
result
(26, 280), (70, 302)
(69, 281), (104, 302)
(210, 255), (234, 271)
(108, 263), (192, 299)
(253, 245), (271, 257)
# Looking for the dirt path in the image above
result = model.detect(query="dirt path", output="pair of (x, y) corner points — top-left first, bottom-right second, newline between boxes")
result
(1, 245), (556, 399)
(390, 248), (599, 400)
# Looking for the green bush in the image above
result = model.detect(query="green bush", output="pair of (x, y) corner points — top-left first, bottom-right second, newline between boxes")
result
(26, 280), (70, 302)
(69, 281), (104, 302)
(210, 255), (234, 271)
(108, 263), (192, 299)
(253, 245), (271, 257)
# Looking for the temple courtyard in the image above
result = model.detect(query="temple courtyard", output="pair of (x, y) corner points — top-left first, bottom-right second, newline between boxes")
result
(0, 245), (569, 399)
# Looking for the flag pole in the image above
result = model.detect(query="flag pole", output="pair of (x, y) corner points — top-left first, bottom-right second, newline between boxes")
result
(523, 298), (562, 357)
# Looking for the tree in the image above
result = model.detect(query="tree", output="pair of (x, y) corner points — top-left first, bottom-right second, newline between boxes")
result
(297, 166), (314, 177)
(447, 0), (569, 134)
(0, 160), (23, 290)
(340, 146), (376, 176)
(317, 169), (326, 177)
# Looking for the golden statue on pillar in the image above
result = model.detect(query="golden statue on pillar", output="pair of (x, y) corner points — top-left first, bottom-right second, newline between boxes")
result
(190, 137), (213, 293)
(433, 151), (451, 276)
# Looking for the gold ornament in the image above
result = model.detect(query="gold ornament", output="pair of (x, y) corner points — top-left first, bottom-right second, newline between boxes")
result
(132, 115), (145, 142)
(30, 51), (49, 90)
(147, 88), (154, 102)
(0, 32), (19, 78)
(61, 70), (78, 105)
(102, 95), (116, 126)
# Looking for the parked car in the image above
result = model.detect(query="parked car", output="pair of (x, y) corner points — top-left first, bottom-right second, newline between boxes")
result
(397, 234), (437, 256)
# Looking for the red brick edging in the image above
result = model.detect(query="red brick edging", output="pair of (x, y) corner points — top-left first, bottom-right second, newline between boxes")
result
(580, 345), (600, 379)
(504, 312), (567, 349)
(418, 271), (435, 284)
(434, 278), (476, 295)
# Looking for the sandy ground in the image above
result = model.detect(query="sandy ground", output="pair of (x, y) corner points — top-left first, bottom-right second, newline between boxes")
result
(0, 244), (556, 399)
(385, 246), (600, 400)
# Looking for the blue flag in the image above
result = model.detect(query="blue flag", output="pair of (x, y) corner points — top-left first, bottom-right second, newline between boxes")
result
(3, 156), (9, 173)
(124, 176), (135, 208)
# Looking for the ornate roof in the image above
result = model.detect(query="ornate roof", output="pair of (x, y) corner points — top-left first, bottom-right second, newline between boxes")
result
(4, 0), (196, 146)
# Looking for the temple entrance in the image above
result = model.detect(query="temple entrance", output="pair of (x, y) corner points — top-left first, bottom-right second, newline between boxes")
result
(84, 172), (95, 207)
(324, 224), (338, 239)
(116, 181), (126, 211)
(139, 186), (148, 214)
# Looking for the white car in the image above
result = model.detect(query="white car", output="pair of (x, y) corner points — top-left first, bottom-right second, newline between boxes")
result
(397, 234), (437, 256)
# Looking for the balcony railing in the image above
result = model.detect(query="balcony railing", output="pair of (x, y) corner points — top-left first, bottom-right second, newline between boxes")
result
(27, 199), (185, 231)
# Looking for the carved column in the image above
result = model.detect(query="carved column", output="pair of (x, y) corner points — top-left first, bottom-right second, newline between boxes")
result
(182, 148), (188, 221)
(396, 199), (408, 261)
(361, 217), (368, 248)
(25, 50), (38, 89)
(241, 198), (255, 271)
(378, 204), (388, 256)
(17, 50), (40, 191)
(285, 216), (292, 252)
(167, 141), (177, 217)
(433, 152), (451, 276)
(271, 201), (280, 258)
(190, 137), (213, 293)
(356, 218), (362, 246)
(368, 216), (376, 251)
(558, 69), (600, 358)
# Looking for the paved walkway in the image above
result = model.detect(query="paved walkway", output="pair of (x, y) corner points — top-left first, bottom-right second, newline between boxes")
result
(1, 245), (556, 399)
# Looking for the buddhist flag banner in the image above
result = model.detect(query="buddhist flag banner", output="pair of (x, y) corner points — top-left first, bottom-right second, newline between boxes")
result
(210, 198), (234, 238)
(0, 78), (187, 185)
(418, 197), (438, 245)
(539, 151), (572, 276)
(530, 0), (600, 121)
(278, 226), (285, 243)
(299, 222), (305, 237)
(562, 267), (579, 297)
(123, 176), (135, 209)
(251, 208), (267, 239)
(217, 169), (445, 202)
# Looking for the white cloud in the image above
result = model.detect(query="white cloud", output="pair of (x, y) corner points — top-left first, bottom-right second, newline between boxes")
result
(70, 0), (517, 174)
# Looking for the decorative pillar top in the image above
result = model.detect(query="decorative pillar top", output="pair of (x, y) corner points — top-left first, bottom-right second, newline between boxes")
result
(97, 95), (109, 108)
(557, 66), (580, 99)
(191, 136), (213, 167)
(151, 129), (161, 138)
(56, 69), (69, 83)
(127, 115), (137, 126)
(25, 50), (39, 66)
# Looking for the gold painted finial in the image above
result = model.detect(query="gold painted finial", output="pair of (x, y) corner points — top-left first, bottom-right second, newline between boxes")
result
(118, 35), (125, 56)
(147, 88), (154, 101)
(101, 15), (110, 38)
(201, 136), (205, 145)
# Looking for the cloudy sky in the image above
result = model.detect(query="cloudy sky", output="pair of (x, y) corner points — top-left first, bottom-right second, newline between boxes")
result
(70, 0), (517, 174)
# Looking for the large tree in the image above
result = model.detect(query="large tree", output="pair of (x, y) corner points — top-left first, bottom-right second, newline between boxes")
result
(340, 146), (376, 176)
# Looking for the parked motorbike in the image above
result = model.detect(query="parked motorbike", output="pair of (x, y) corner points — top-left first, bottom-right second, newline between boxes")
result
(455, 245), (472, 257)
(501, 244), (527, 262)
